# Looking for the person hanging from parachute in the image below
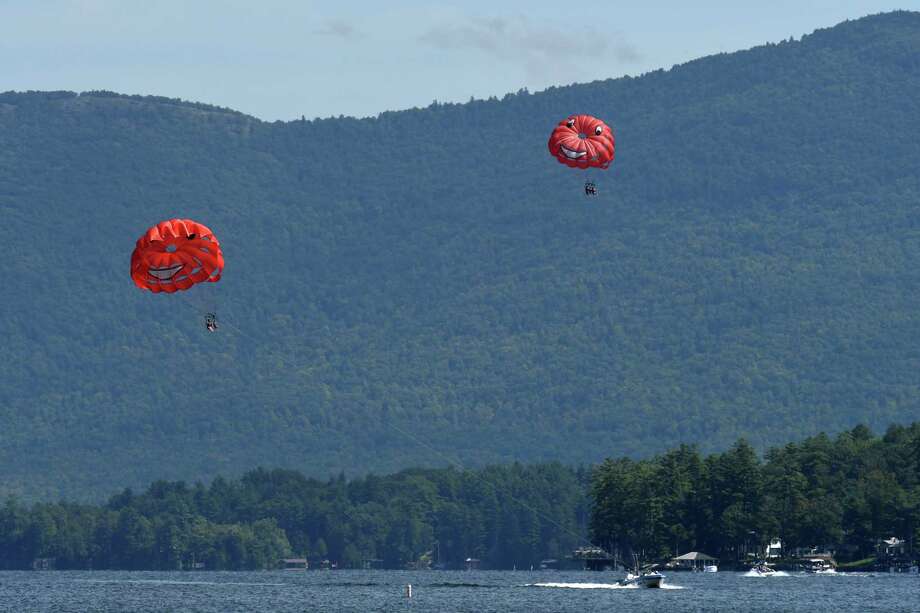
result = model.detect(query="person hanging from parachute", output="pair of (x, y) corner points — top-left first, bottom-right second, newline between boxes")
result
(130, 218), (224, 332)
(547, 114), (615, 197)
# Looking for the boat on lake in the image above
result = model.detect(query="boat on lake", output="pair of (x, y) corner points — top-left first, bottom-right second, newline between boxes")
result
(802, 558), (836, 574)
(746, 562), (778, 577)
(618, 564), (664, 588)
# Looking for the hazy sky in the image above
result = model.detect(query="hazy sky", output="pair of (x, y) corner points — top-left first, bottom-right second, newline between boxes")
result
(0, 1), (914, 120)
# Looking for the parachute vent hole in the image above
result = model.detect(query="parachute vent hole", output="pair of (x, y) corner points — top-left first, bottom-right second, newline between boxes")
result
(188, 233), (197, 240)
(165, 244), (177, 253)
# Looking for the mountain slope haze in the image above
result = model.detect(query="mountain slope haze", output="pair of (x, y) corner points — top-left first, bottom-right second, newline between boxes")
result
(2, 12), (920, 499)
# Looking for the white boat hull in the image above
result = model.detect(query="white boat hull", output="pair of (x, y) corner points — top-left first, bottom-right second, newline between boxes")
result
(619, 572), (664, 588)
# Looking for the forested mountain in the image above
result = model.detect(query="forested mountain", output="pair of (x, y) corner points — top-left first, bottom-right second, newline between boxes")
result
(2, 12), (920, 500)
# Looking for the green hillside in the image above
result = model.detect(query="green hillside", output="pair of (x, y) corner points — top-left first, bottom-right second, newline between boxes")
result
(2, 11), (920, 500)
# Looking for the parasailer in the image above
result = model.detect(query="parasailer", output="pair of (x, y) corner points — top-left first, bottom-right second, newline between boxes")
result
(547, 114), (615, 196)
(130, 218), (224, 330)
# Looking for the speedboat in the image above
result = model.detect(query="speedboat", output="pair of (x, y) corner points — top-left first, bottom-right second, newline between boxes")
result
(618, 565), (664, 588)
(747, 562), (777, 577)
(637, 571), (664, 588)
(703, 564), (718, 573)
(802, 559), (836, 574)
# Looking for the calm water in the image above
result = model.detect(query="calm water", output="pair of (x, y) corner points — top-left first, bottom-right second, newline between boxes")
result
(1, 569), (918, 612)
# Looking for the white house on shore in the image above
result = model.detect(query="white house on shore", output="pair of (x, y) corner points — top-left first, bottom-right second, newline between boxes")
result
(766, 539), (783, 558)
(670, 551), (718, 570)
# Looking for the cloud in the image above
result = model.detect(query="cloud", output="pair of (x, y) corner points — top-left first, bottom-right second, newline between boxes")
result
(418, 15), (641, 80)
(314, 18), (359, 39)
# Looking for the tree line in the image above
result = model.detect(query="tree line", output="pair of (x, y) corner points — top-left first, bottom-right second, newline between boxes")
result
(591, 423), (920, 564)
(2, 423), (919, 570)
(0, 463), (587, 570)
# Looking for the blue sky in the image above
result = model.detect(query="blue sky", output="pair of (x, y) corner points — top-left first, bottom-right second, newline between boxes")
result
(0, 1), (914, 120)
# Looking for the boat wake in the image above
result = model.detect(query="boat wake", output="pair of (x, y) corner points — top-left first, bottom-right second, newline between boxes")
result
(742, 570), (790, 578)
(529, 582), (684, 590)
(531, 582), (635, 590)
(75, 579), (286, 587)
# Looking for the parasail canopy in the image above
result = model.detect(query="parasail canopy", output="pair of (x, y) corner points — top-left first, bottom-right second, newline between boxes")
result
(130, 218), (223, 293)
(547, 114), (615, 170)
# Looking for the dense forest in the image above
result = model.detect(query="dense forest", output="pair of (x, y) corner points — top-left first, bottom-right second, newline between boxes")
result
(591, 423), (920, 565)
(2, 12), (920, 499)
(0, 464), (588, 570)
(1, 424), (917, 570)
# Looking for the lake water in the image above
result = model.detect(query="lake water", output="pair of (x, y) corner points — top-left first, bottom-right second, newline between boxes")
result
(1, 569), (918, 612)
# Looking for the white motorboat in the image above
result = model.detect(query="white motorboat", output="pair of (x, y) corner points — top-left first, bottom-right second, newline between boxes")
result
(703, 564), (718, 573)
(746, 562), (778, 577)
(618, 571), (664, 588)
(618, 564), (664, 588)
(802, 558), (836, 574)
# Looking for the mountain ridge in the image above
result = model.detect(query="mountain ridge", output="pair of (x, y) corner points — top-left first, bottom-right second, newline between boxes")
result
(2, 10), (920, 500)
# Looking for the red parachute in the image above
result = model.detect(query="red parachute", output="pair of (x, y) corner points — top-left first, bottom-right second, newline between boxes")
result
(130, 218), (223, 293)
(548, 114), (615, 196)
(547, 114), (615, 169)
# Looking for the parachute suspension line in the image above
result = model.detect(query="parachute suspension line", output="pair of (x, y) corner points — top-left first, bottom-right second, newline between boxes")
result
(177, 290), (220, 332)
(177, 293), (250, 346)
(172, 295), (593, 548)
(584, 173), (598, 197)
(547, 114), (613, 196)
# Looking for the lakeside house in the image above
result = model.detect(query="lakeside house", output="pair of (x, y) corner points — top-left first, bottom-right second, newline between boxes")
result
(766, 539), (782, 559)
(878, 537), (906, 557)
(875, 536), (915, 572)
(789, 545), (836, 559)
(571, 546), (620, 571)
(669, 551), (717, 571)
(31, 558), (55, 571)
